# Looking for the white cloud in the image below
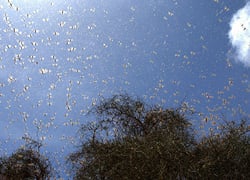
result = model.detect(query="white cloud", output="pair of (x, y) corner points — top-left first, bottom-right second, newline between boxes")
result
(228, 2), (250, 66)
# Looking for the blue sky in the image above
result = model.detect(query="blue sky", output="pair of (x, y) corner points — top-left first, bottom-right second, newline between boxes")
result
(0, 0), (249, 178)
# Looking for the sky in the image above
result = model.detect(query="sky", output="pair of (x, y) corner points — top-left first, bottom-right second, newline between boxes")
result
(0, 0), (249, 178)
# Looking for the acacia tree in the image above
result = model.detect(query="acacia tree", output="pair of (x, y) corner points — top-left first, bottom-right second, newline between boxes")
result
(0, 138), (53, 180)
(68, 94), (196, 179)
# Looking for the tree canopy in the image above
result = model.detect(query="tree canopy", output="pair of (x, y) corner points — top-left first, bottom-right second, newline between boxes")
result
(191, 120), (250, 179)
(0, 95), (249, 179)
(0, 138), (53, 180)
(68, 94), (250, 179)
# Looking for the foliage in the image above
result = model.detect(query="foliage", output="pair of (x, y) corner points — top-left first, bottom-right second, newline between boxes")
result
(0, 139), (53, 180)
(191, 120), (250, 179)
(68, 94), (250, 179)
(68, 94), (196, 179)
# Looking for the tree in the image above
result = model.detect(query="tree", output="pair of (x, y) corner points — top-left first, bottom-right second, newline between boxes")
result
(69, 94), (250, 179)
(0, 138), (53, 180)
(68, 94), (196, 179)
(191, 119), (250, 179)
